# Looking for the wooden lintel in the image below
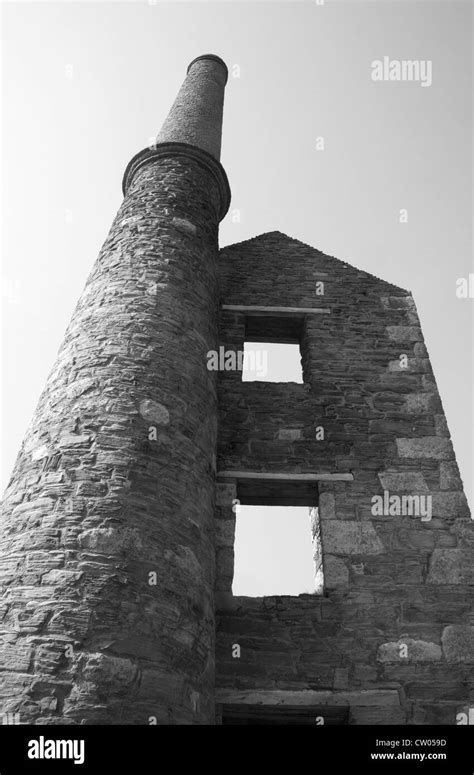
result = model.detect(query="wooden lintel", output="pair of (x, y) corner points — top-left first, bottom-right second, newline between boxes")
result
(216, 689), (400, 708)
(217, 471), (354, 482)
(221, 305), (330, 316)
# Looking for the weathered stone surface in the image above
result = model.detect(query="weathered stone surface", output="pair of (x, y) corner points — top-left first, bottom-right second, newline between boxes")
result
(138, 399), (170, 426)
(82, 653), (138, 687)
(277, 428), (302, 440)
(0, 643), (33, 672)
(58, 433), (93, 449)
(324, 556), (349, 587)
(378, 471), (428, 492)
(35, 640), (70, 674)
(66, 377), (96, 399)
(78, 527), (143, 555)
(431, 491), (470, 517)
(413, 342), (427, 358)
(427, 548), (474, 584)
(441, 626), (474, 663)
(388, 357), (429, 373)
(12, 498), (55, 518)
(215, 520), (235, 548)
(333, 667), (349, 689)
(216, 482), (237, 509)
(322, 522), (385, 555)
(385, 325), (422, 342)
(396, 437), (453, 460)
(352, 707), (408, 724)
(434, 414), (449, 437)
(377, 638), (442, 663)
(403, 393), (438, 414)
(216, 548), (234, 582)
(171, 217), (197, 236)
(319, 492), (336, 520)
(440, 462), (463, 490)
(165, 545), (204, 581)
(137, 669), (185, 705)
(412, 702), (461, 725)
(31, 444), (50, 462)
(452, 522), (474, 545)
(381, 295), (415, 310)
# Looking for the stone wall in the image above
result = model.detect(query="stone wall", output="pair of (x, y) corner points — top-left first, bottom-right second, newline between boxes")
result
(0, 155), (223, 724)
(215, 231), (473, 724)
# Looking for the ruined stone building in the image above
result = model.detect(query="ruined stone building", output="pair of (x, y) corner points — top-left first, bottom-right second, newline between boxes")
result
(1, 55), (472, 725)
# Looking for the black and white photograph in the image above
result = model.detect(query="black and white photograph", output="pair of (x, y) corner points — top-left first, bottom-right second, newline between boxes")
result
(0, 0), (473, 769)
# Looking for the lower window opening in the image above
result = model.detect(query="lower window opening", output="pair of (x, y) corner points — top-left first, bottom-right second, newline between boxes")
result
(232, 504), (323, 597)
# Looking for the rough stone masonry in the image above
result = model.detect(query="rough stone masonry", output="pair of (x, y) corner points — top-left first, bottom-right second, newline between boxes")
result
(215, 233), (473, 724)
(0, 55), (230, 725)
(1, 55), (472, 725)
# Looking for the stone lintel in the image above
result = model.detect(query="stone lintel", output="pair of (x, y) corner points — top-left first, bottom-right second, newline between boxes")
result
(221, 305), (331, 315)
(216, 689), (401, 707)
(217, 472), (354, 482)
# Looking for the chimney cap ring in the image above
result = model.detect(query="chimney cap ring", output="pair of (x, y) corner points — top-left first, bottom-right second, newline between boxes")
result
(187, 54), (228, 83)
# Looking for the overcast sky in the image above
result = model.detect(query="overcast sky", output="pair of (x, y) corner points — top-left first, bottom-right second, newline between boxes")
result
(1, 0), (472, 595)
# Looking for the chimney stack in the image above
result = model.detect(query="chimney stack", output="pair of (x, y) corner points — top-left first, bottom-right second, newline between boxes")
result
(123, 54), (230, 218)
(0, 56), (230, 725)
(156, 54), (228, 159)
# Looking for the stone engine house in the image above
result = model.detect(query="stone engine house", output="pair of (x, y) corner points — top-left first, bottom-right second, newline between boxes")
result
(1, 55), (472, 725)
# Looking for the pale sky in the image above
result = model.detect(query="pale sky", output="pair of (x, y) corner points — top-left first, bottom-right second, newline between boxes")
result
(1, 0), (472, 595)
(233, 506), (316, 596)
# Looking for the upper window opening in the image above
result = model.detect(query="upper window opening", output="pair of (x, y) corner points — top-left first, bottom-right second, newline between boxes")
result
(242, 314), (304, 383)
(242, 342), (303, 383)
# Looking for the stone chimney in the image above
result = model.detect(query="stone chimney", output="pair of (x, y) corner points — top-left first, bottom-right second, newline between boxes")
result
(123, 53), (230, 217)
(156, 54), (228, 159)
(0, 56), (230, 725)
